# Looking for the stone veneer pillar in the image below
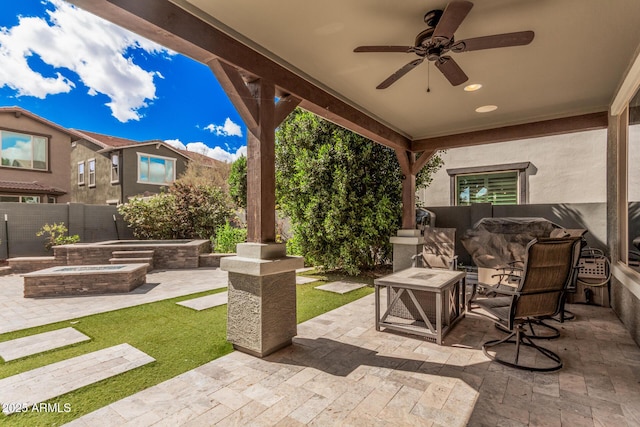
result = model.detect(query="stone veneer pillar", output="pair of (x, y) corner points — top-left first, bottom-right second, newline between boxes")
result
(220, 243), (304, 357)
(390, 229), (424, 272)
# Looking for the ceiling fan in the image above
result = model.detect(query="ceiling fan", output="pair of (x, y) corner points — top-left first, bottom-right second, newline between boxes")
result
(354, 1), (534, 89)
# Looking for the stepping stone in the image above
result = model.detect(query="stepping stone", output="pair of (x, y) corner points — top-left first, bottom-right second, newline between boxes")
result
(296, 267), (316, 273)
(314, 281), (367, 294)
(177, 292), (228, 311)
(296, 275), (319, 285)
(0, 343), (154, 415)
(0, 327), (90, 362)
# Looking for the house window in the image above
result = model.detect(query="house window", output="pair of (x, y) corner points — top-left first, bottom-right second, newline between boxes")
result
(0, 131), (47, 170)
(111, 153), (119, 183)
(78, 161), (85, 186)
(455, 171), (519, 205)
(137, 153), (176, 185)
(0, 195), (40, 203)
(448, 162), (529, 206)
(88, 158), (96, 188)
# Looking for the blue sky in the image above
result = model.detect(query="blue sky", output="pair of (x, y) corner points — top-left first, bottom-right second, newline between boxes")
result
(0, 0), (247, 162)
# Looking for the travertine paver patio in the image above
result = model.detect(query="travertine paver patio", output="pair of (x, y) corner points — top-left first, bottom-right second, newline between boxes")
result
(0, 343), (154, 415)
(314, 281), (367, 294)
(65, 294), (640, 426)
(0, 327), (90, 362)
(296, 276), (319, 285)
(0, 268), (228, 334)
(178, 291), (228, 311)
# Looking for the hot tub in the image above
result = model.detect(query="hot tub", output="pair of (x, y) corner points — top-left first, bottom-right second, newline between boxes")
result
(23, 263), (147, 298)
(54, 239), (211, 269)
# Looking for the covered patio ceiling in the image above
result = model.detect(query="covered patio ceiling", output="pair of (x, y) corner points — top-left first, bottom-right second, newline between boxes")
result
(67, 0), (640, 234)
(71, 0), (640, 152)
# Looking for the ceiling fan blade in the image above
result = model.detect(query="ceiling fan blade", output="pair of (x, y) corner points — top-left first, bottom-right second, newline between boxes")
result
(453, 31), (535, 52)
(354, 45), (415, 53)
(433, 1), (473, 42)
(377, 57), (425, 89)
(435, 56), (468, 86)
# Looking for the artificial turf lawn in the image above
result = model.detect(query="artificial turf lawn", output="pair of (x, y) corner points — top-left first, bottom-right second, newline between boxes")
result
(0, 275), (373, 426)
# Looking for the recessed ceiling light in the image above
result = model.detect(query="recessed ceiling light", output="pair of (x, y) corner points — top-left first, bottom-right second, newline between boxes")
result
(475, 105), (498, 113)
(464, 83), (482, 92)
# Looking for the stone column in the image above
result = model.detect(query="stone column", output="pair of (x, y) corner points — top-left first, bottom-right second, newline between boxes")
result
(390, 229), (424, 272)
(220, 242), (304, 357)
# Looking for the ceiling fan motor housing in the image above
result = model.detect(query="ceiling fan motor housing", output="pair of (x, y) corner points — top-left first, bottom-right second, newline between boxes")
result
(423, 9), (443, 27)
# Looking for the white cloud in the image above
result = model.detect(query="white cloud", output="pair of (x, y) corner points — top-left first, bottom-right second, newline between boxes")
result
(166, 139), (246, 163)
(0, 0), (172, 122)
(204, 118), (243, 137)
(164, 139), (186, 150)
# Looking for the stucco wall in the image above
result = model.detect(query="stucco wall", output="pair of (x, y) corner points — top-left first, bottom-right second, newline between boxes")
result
(0, 111), (72, 202)
(418, 129), (607, 206)
(121, 144), (188, 200)
(71, 140), (122, 204)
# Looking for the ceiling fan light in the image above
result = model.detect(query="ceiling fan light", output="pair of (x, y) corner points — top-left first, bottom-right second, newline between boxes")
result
(464, 83), (482, 92)
(475, 105), (497, 113)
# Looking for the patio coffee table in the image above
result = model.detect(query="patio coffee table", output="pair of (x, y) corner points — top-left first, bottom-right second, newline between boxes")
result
(374, 267), (466, 344)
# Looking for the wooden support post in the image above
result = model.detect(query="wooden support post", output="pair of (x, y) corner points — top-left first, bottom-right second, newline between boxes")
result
(209, 59), (300, 243)
(395, 149), (416, 229)
(246, 79), (276, 243)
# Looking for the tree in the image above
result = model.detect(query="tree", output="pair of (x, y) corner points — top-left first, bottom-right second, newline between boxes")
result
(228, 155), (247, 209)
(177, 152), (231, 190)
(275, 108), (442, 275)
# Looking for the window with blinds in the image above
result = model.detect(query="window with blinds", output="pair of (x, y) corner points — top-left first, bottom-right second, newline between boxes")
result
(455, 171), (518, 205)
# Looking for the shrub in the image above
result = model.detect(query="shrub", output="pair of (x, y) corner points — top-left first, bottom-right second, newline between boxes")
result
(118, 193), (176, 239)
(118, 182), (233, 240)
(36, 223), (80, 250)
(171, 181), (233, 240)
(214, 222), (247, 253)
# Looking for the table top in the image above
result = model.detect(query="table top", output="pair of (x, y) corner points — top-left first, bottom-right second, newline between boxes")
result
(374, 267), (465, 291)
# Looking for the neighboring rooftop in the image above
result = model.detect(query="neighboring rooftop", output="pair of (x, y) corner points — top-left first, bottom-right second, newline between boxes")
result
(74, 129), (227, 167)
(0, 180), (66, 195)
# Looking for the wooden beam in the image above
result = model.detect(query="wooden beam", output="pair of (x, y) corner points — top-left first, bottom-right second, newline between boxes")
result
(395, 149), (411, 178)
(275, 95), (301, 126)
(208, 59), (259, 135)
(246, 79), (277, 243)
(411, 149), (436, 175)
(68, 0), (410, 152)
(411, 112), (609, 152)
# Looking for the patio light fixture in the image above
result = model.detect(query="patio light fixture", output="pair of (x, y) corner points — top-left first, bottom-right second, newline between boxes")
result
(464, 83), (482, 92)
(475, 105), (497, 113)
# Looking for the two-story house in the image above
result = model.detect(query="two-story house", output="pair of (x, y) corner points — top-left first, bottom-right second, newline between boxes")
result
(0, 107), (83, 203)
(71, 130), (224, 205)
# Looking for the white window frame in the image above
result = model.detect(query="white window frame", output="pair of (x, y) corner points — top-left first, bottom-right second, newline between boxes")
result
(88, 158), (96, 188)
(610, 49), (640, 287)
(0, 130), (48, 171)
(137, 153), (176, 185)
(78, 161), (85, 186)
(110, 153), (119, 183)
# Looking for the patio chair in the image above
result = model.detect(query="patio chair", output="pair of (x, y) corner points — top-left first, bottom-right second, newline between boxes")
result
(470, 237), (582, 372)
(472, 229), (587, 322)
(412, 227), (457, 270)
